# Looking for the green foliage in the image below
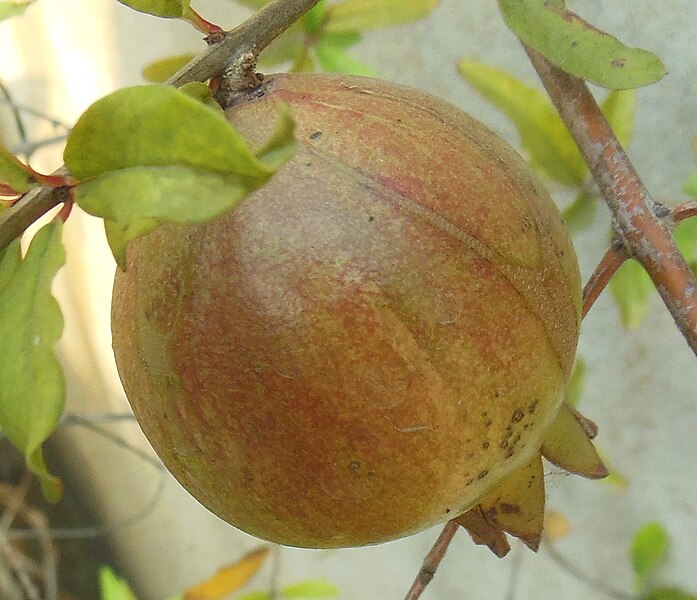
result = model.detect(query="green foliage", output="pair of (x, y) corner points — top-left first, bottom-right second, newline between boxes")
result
(0, 0), (34, 21)
(562, 191), (598, 235)
(645, 589), (697, 600)
(458, 59), (586, 185)
(325, 0), (438, 32)
(609, 258), (653, 329)
(116, 0), (190, 19)
(0, 142), (39, 194)
(99, 566), (139, 600)
(684, 172), (697, 198)
(315, 36), (377, 76)
(601, 90), (636, 148)
(0, 221), (65, 502)
(497, 0), (667, 89)
(63, 85), (296, 266)
(563, 360), (585, 408)
(631, 522), (670, 588)
(142, 54), (196, 83)
(238, 579), (338, 600)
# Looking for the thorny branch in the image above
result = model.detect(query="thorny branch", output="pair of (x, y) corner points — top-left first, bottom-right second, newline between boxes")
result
(525, 47), (697, 355)
(0, 0), (320, 252)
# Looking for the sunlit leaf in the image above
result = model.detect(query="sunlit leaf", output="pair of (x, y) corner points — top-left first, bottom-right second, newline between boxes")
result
(116, 0), (188, 18)
(458, 59), (586, 185)
(99, 566), (139, 600)
(64, 85), (295, 265)
(0, 0), (34, 21)
(609, 258), (653, 329)
(183, 547), (269, 600)
(601, 90), (636, 148)
(646, 588), (697, 600)
(326, 0), (438, 32)
(0, 143), (38, 194)
(283, 579), (339, 598)
(315, 37), (376, 76)
(562, 191), (598, 234)
(631, 522), (669, 585)
(498, 0), (667, 89)
(142, 54), (196, 83)
(0, 222), (65, 502)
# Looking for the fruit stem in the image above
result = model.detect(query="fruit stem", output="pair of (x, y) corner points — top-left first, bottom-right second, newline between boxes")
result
(403, 520), (459, 600)
(525, 46), (697, 356)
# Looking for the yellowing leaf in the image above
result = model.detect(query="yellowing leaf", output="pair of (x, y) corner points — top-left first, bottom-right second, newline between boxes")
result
(542, 404), (607, 479)
(326, 0), (438, 33)
(0, 0), (34, 21)
(458, 59), (586, 185)
(454, 507), (511, 558)
(184, 547), (270, 600)
(601, 90), (636, 148)
(498, 0), (667, 89)
(0, 143), (39, 194)
(142, 54), (196, 83)
(0, 222), (65, 502)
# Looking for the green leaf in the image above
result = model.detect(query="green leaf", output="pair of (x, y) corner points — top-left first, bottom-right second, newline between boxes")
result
(609, 258), (653, 329)
(631, 522), (670, 584)
(99, 566), (139, 600)
(601, 90), (636, 147)
(116, 0), (188, 19)
(326, 0), (438, 32)
(645, 588), (697, 600)
(142, 54), (196, 83)
(562, 191), (598, 234)
(0, 222), (65, 502)
(283, 579), (338, 598)
(674, 216), (697, 262)
(684, 172), (697, 198)
(178, 82), (225, 115)
(564, 359), (585, 408)
(64, 85), (271, 181)
(232, 0), (269, 8)
(301, 0), (327, 34)
(315, 37), (376, 76)
(0, 0), (34, 21)
(64, 85), (295, 266)
(254, 105), (298, 171)
(498, 0), (667, 89)
(290, 47), (317, 73)
(597, 448), (629, 490)
(457, 59), (586, 185)
(0, 143), (38, 194)
(236, 593), (271, 600)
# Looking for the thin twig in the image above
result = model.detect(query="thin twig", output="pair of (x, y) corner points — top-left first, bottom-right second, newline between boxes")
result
(0, 0), (321, 252)
(0, 98), (71, 131)
(672, 200), (697, 223)
(582, 247), (627, 318)
(12, 134), (69, 159)
(403, 520), (460, 600)
(525, 46), (697, 355)
(0, 80), (29, 151)
(543, 541), (633, 600)
(504, 545), (525, 600)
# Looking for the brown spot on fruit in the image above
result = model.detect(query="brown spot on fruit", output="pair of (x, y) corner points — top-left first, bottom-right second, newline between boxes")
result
(111, 73), (582, 549)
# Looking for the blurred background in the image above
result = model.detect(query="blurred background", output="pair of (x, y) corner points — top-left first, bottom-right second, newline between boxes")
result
(1, 0), (696, 598)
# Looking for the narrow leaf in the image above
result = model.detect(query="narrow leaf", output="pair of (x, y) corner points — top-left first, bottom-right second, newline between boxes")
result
(142, 54), (196, 83)
(300, 0), (327, 34)
(99, 566), (139, 600)
(64, 85), (271, 181)
(183, 547), (269, 600)
(326, 0), (438, 32)
(631, 522), (669, 583)
(458, 59), (586, 185)
(0, 143), (39, 194)
(609, 258), (654, 329)
(0, 222), (65, 502)
(290, 47), (316, 73)
(283, 580), (339, 598)
(646, 588), (697, 600)
(254, 104), (298, 171)
(498, 0), (667, 89)
(562, 191), (598, 234)
(315, 38), (376, 76)
(601, 90), (636, 148)
(674, 216), (697, 262)
(0, 0), (34, 21)
(564, 359), (585, 408)
(116, 0), (188, 19)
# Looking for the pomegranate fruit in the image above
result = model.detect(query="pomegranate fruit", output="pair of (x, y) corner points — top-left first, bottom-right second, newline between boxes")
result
(111, 74), (600, 551)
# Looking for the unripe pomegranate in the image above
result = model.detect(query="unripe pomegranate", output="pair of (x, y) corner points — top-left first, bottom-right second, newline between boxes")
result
(112, 74), (602, 552)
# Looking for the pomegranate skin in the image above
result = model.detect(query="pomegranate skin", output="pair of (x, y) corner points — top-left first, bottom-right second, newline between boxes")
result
(111, 73), (581, 548)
